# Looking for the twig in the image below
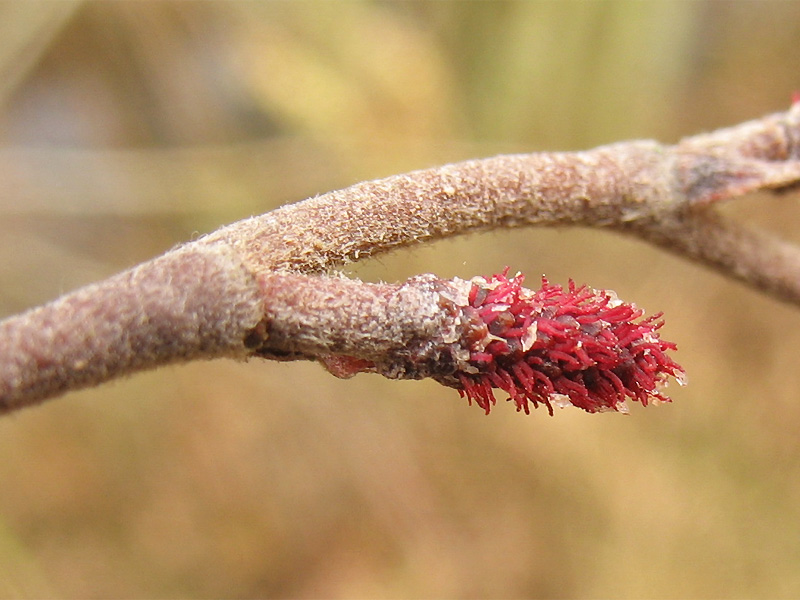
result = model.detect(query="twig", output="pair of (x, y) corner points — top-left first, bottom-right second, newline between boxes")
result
(1, 103), (799, 415)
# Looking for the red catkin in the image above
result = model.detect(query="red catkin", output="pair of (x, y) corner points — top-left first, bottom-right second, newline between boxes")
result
(456, 269), (685, 415)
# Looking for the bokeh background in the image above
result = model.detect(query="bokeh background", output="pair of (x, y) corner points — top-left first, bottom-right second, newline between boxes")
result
(1, 1), (800, 598)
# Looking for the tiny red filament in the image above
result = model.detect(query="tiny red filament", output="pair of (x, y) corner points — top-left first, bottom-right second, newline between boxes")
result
(457, 269), (684, 415)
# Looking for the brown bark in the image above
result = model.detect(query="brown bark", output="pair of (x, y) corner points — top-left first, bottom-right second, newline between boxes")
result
(1, 104), (799, 414)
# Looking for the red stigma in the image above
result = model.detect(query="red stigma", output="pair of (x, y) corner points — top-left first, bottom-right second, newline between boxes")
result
(457, 269), (685, 415)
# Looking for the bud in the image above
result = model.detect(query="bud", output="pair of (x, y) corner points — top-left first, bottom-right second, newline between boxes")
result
(456, 270), (685, 415)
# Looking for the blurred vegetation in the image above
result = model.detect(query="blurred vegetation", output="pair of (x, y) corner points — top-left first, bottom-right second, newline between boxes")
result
(1, 1), (800, 598)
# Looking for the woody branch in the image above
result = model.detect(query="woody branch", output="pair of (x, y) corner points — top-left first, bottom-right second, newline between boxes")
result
(1, 103), (799, 414)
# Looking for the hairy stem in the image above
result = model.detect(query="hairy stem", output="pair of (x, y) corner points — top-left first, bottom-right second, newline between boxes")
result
(0, 244), (264, 412)
(1, 104), (800, 414)
(202, 141), (675, 274)
(624, 210), (800, 304)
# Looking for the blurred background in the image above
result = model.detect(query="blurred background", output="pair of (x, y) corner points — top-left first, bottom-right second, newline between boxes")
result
(1, 1), (800, 597)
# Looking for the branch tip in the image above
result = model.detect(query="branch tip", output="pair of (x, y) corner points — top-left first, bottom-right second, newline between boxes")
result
(304, 270), (685, 416)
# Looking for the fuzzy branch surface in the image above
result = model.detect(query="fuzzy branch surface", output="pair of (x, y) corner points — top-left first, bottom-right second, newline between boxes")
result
(1, 104), (799, 414)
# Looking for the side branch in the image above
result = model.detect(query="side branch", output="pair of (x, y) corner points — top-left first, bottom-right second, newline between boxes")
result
(201, 140), (674, 274)
(624, 210), (800, 304)
(202, 103), (800, 277)
(242, 270), (685, 415)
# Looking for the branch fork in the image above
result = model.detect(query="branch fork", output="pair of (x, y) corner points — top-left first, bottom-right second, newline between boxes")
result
(2, 103), (800, 415)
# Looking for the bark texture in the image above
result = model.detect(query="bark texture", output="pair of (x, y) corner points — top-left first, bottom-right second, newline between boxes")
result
(1, 104), (799, 414)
